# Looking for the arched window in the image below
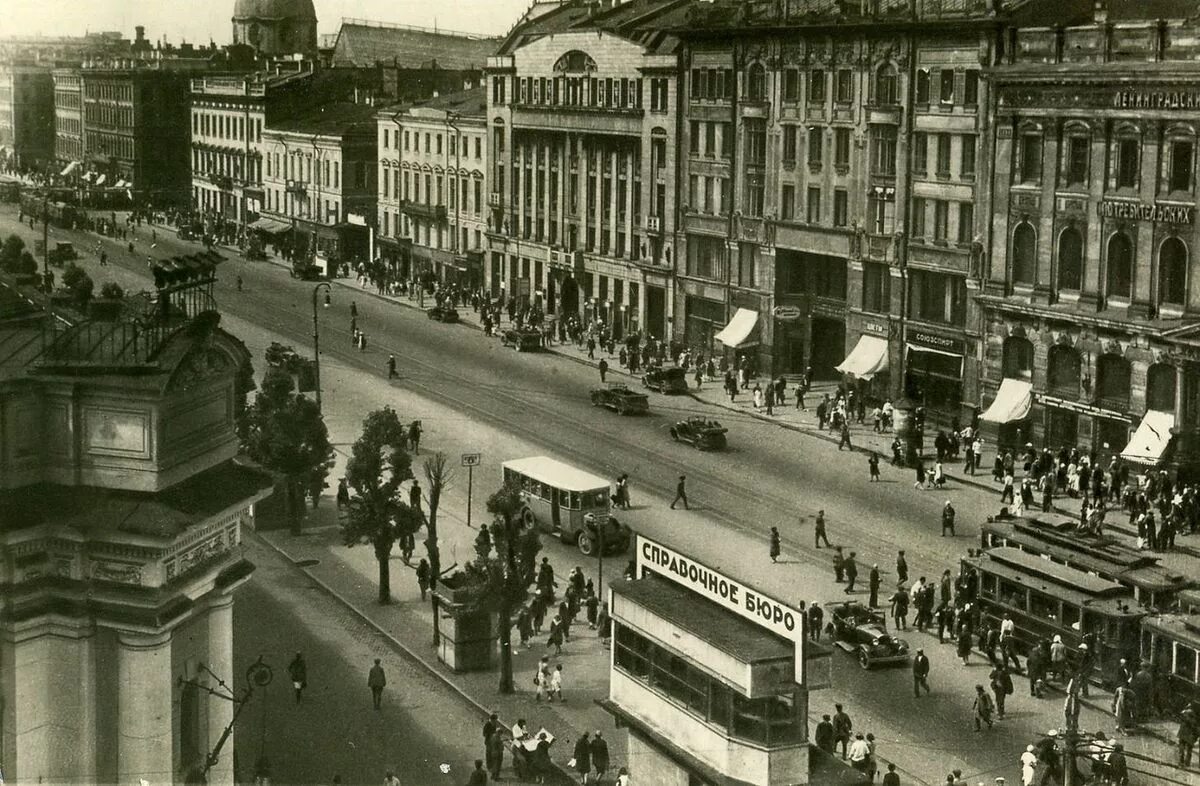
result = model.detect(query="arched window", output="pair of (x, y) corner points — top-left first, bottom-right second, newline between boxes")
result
(1106, 232), (1134, 299)
(1147, 363), (1177, 413)
(875, 64), (898, 105)
(554, 50), (597, 73)
(1002, 336), (1035, 380)
(1159, 237), (1187, 306)
(747, 63), (767, 101)
(1048, 345), (1081, 396)
(1097, 354), (1131, 410)
(1057, 227), (1083, 291)
(1012, 223), (1036, 285)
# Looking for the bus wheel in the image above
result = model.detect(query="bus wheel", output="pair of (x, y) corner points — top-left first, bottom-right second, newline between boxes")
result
(521, 508), (535, 528)
(577, 531), (596, 556)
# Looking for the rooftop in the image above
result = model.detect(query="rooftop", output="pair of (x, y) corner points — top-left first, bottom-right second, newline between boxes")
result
(331, 19), (499, 71)
(498, 0), (690, 57)
(266, 101), (380, 135)
(0, 460), (273, 539)
(399, 85), (487, 118)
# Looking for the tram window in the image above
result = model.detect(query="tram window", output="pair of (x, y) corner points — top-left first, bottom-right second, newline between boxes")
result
(1175, 644), (1198, 681)
(980, 573), (997, 597)
(1081, 613), (1101, 636)
(1030, 591), (1061, 623)
(1062, 605), (1080, 631)
(999, 579), (1025, 610)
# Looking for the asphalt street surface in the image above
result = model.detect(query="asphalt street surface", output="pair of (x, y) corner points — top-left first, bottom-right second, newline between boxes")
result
(3, 205), (1187, 785)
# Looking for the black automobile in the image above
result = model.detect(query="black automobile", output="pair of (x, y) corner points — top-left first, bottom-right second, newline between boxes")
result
(427, 305), (460, 323)
(669, 416), (728, 450)
(828, 602), (911, 670)
(642, 366), (689, 394)
(501, 328), (543, 352)
(590, 384), (650, 416)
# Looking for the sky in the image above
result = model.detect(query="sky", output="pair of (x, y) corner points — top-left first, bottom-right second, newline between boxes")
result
(5, 0), (533, 43)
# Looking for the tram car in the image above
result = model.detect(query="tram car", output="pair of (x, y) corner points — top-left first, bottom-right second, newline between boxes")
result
(980, 514), (1192, 609)
(1141, 612), (1200, 714)
(962, 546), (1145, 688)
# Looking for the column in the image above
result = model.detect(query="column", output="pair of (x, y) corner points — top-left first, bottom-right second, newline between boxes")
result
(625, 149), (635, 256)
(988, 121), (1015, 293)
(207, 597), (235, 786)
(517, 142), (527, 238)
(541, 140), (552, 243)
(1082, 122), (1105, 303)
(117, 631), (174, 784)
(1176, 364), (1186, 427)
(1132, 121), (1160, 316)
(558, 136), (568, 245)
(593, 141), (604, 252)
(608, 148), (619, 255)
(1035, 121), (1059, 302)
(637, 278), (647, 338)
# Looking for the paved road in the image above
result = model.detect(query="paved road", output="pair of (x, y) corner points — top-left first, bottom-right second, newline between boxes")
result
(232, 534), (498, 786)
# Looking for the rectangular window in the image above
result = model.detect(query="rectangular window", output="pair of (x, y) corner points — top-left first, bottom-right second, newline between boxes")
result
(873, 128), (897, 175)
(783, 69), (800, 102)
(689, 121), (700, 155)
(746, 119), (767, 165)
(964, 70), (980, 106)
(916, 69), (930, 104)
(940, 69), (955, 104)
(809, 70), (826, 103)
(1021, 134), (1042, 183)
(936, 134), (952, 176)
(806, 186), (821, 223)
(833, 189), (848, 227)
(721, 122), (733, 157)
(783, 126), (798, 164)
(807, 127), (823, 166)
(862, 261), (891, 313)
(1170, 140), (1193, 192)
(1117, 138), (1139, 188)
(705, 122), (716, 156)
(738, 243), (758, 289)
(746, 175), (764, 217)
(914, 133), (928, 174)
(835, 128), (850, 167)
(961, 135), (976, 178)
(958, 203), (974, 244)
(933, 200), (949, 242)
(912, 197), (926, 238)
(836, 69), (853, 103)
(782, 184), (796, 220)
(1067, 135), (1089, 186)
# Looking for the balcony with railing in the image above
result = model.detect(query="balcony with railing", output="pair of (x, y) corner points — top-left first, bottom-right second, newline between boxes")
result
(399, 200), (448, 223)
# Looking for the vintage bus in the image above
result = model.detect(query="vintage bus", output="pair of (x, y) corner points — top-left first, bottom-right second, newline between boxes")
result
(963, 546), (1145, 687)
(980, 515), (1191, 609)
(501, 456), (630, 556)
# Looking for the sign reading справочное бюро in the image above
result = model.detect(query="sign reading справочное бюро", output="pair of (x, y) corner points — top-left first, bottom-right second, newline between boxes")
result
(634, 534), (806, 685)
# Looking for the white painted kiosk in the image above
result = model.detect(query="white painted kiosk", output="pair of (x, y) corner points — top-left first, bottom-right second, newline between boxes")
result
(600, 535), (834, 786)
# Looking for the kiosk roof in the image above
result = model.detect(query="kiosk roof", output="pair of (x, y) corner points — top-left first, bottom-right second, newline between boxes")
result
(612, 574), (794, 663)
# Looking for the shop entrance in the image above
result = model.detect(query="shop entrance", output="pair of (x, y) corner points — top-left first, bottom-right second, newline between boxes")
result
(777, 321), (807, 375)
(645, 285), (666, 341)
(809, 318), (845, 380)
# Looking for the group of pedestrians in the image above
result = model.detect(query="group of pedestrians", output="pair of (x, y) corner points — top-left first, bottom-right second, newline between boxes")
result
(814, 705), (894, 782)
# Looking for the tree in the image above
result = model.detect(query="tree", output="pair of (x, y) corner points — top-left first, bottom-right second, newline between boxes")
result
(342, 407), (422, 605)
(61, 263), (94, 308)
(422, 453), (454, 646)
(11, 251), (37, 276)
(467, 480), (541, 693)
(99, 282), (125, 300)
(241, 366), (335, 534)
(0, 235), (24, 272)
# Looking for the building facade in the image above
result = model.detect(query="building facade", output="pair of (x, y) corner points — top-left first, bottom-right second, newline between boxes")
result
(377, 87), (488, 288)
(676, 0), (1005, 425)
(261, 103), (379, 261)
(52, 66), (84, 169)
(0, 61), (55, 173)
(231, 0), (318, 57)
(0, 264), (272, 785)
(981, 4), (1200, 466)
(191, 75), (268, 226)
(485, 0), (691, 341)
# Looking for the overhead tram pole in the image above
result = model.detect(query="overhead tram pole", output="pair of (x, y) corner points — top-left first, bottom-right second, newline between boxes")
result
(311, 281), (331, 410)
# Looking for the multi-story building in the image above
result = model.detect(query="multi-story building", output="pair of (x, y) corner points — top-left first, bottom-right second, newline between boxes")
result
(52, 66), (84, 170)
(377, 87), (488, 288)
(83, 50), (215, 203)
(980, 0), (1200, 468)
(676, 0), (1007, 425)
(0, 60), (55, 173)
(190, 74), (269, 226)
(485, 0), (691, 341)
(261, 102), (379, 261)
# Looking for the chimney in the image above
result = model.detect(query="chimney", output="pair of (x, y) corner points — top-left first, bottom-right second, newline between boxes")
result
(135, 26), (145, 44)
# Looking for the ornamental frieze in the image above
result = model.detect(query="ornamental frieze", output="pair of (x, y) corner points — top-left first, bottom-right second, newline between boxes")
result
(1000, 84), (1200, 112)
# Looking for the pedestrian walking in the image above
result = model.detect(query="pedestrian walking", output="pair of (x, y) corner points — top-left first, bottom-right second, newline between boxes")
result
(1178, 705), (1197, 767)
(848, 733), (871, 776)
(769, 527), (781, 562)
(416, 558), (430, 601)
(838, 421), (852, 450)
(590, 731), (610, 783)
(913, 649), (931, 697)
(572, 732), (591, 783)
(815, 714), (835, 753)
(387, 354), (397, 379)
(844, 552), (858, 594)
(670, 475), (689, 510)
(868, 453), (881, 482)
(1112, 683), (1134, 733)
(832, 704), (853, 759)
(288, 652), (308, 703)
(547, 616), (564, 655)
(350, 300), (358, 319)
(384, 770), (400, 786)
(833, 546), (845, 582)
(883, 763), (900, 786)
(990, 666), (1013, 719)
(973, 684), (995, 731)
(890, 587), (909, 630)
(468, 760), (488, 786)
(358, 331), (368, 352)
(868, 564), (881, 609)
(896, 550), (909, 584)
(941, 501), (956, 536)
(957, 627), (973, 665)
(598, 358), (609, 383)
(408, 420), (422, 454)
(1020, 745), (1038, 786)
(367, 658), (387, 710)
(808, 602), (824, 641)
(336, 477), (351, 509)
(534, 656), (552, 701)
(914, 460), (927, 490)
(549, 663), (565, 701)
(814, 509), (832, 548)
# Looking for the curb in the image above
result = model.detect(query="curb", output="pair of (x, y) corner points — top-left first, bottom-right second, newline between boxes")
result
(251, 531), (578, 785)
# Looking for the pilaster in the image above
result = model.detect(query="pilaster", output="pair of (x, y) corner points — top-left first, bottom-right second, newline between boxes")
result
(117, 630), (174, 784)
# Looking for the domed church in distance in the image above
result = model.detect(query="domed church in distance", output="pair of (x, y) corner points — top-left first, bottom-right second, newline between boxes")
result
(231, 0), (318, 56)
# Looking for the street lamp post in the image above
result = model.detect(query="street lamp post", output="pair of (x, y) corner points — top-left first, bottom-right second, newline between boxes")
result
(311, 282), (331, 410)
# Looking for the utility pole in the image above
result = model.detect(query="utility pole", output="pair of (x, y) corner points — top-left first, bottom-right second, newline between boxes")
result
(311, 282), (331, 410)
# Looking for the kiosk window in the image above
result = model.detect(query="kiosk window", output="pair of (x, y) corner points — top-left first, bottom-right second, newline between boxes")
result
(615, 626), (652, 678)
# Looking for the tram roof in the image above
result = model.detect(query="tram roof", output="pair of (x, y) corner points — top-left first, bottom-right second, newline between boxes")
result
(1142, 613), (1200, 647)
(973, 548), (1140, 613)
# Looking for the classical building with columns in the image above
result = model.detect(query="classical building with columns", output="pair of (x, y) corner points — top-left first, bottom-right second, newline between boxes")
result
(0, 261), (272, 784)
(377, 86), (489, 288)
(980, 1), (1200, 469)
(484, 0), (692, 342)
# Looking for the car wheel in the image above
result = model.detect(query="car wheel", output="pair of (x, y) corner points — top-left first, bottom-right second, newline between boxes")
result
(577, 530), (596, 556)
(590, 394), (600, 407)
(617, 406), (628, 416)
(857, 651), (872, 670)
(521, 508), (535, 528)
(669, 428), (678, 441)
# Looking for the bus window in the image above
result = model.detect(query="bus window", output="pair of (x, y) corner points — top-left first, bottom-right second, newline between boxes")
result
(557, 489), (570, 508)
(1175, 643), (1197, 682)
(504, 468), (516, 486)
(582, 490), (608, 509)
(529, 481), (544, 499)
(1029, 590), (1061, 624)
(570, 491), (581, 509)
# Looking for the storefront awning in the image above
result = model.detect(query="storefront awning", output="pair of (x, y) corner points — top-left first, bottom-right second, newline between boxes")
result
(835, 335), (889, 380)
(713, 308), (759, 348)
(1121, 410), (1175, 466)
(248, 216), (291, 234)
(980, 378), (1033, 424)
